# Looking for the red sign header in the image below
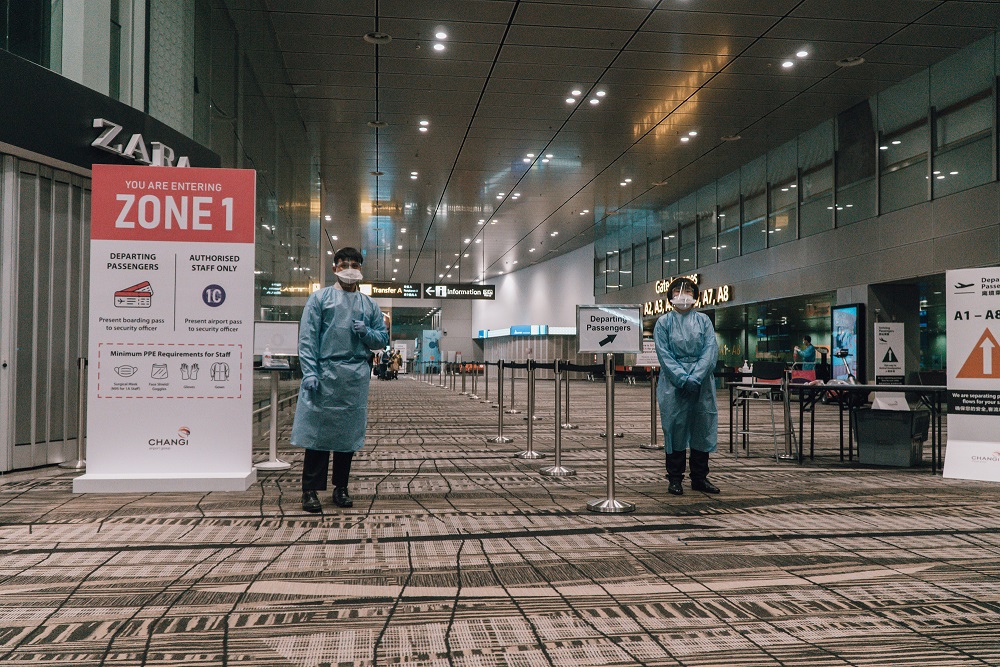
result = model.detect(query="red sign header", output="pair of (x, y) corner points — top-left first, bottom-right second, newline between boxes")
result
(91, 165), (255, 243)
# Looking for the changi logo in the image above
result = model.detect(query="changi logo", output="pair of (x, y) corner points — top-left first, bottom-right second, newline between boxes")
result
(92, 118), (192, 167)
(148, 427), (191, 448)
(971, 452), (1000, 462)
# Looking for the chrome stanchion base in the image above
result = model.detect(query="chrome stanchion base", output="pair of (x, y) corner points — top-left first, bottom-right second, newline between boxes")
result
(561, 423), (579, 430)
(777, 454), (798, 461)
(514, 450), (546, 459)
(599, 432), (625, 438)
(522, 415), (545, 421)
(540, 465), (576, 477)
(587, 498), (635, 513)
(504, 408), (521, 414)
(485, 436), (513, 444)
(468, 394), (479, 400)
(59, 459), (86, 470)
(638, 443), (664, 450)
(255, 459), (292, 471)
(459, 391), (469, 396)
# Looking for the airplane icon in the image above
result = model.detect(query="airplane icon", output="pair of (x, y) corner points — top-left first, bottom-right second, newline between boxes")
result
(955, 282), (974, 289)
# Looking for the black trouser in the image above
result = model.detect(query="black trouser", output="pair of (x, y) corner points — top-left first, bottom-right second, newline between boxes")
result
(302, 449), (355, 491)
(666, 449), (709, 484)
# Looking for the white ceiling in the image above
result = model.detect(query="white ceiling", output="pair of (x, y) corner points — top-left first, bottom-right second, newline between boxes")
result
(261, 0), (999, 285)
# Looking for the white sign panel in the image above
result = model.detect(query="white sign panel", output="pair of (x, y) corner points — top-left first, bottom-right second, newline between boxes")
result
(76, 165), (257, 493)
(944, 267), (1000, 482)
(874, 322), (905, 384)
(577, 305), (642, 353)
(635, 338), (659, 367)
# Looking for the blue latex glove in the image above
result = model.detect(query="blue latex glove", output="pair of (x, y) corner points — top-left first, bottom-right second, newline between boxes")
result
(352, 320), (367, 335)
(302, 376), (319, 392)
(682, 378), (701, 396)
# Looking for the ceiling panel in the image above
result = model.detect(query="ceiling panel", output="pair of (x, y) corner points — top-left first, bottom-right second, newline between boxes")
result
(259, 0), (996, 284)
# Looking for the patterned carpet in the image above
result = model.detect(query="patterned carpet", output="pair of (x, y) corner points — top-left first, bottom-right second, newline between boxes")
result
(2, 374), (999, 666)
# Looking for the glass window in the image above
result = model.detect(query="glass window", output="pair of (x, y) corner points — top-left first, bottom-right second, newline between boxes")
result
(3, 0), (54, 68)
(619, 245), (633, 289)
(931, 37), (995, 199)
(632, 241), (647, 286)
(606, 248), (619, 292)
(798, 120), (834, 237)
(768, 139), (797, 246)
(878, 71), (929, 214)
(677, 194), (697, 271)
(717, 171), (740, 261)
(109, 0), (122, 99)
(837, 100), (877, 224)
(595, 257), (606, 295)
(647, 235), (661, 281)
(741, 157), (767, 253)
(696, 182), (717, 267)
(662, 203), (679, 273)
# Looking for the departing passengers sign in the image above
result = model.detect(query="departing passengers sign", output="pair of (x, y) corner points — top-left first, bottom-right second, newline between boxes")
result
(577, 305), (642, 353)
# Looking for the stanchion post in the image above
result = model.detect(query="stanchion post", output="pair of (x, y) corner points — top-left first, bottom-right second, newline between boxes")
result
(639, 372), (663, 450)
(505, 361), (521, 414)
(541, 359), (575, 476)
(460, 365), (468, 395)
(515, 359), (545, 459)
(60, 357), (88, 470)
(256, 369), (292, 471)
(482, 362), (492, 403)
(778, 372), (797, 461)
(486, 360), (513, 443)
(588, 353), (635, 513)
(562, 370), (578, 429)
(469, 364), (479, 399)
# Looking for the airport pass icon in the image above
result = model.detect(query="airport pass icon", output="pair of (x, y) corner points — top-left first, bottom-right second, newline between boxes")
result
(114, 280), (153, 308)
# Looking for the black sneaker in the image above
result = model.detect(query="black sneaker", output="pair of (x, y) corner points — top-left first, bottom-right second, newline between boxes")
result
(301, 490), (322, 513)
(667, 481), (684, 496)
(691, 479), (720, 494)
(332, 487), (354, 508)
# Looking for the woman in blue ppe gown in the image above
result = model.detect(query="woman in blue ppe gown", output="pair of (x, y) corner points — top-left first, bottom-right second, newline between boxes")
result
(654, 277), (721, 496)
(291, 247), (389, 512)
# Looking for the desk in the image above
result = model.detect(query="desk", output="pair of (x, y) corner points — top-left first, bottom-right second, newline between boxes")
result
(785, 384), (947, 473)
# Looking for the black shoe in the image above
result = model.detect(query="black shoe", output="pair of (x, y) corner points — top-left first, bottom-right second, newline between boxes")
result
(301, 490), (322, 513)
(332, 487), (354, 508)
(667, 481), (684, 496)
(691, 479), (720, 494)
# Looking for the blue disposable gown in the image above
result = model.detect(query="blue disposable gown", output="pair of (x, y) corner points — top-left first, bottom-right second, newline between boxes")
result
(798, 344), (816, 370)
(290, 285), (389, 452)
(654, 310), (719, 454)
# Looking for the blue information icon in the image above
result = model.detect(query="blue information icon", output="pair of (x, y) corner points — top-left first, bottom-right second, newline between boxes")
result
(202, 284), (226, 307)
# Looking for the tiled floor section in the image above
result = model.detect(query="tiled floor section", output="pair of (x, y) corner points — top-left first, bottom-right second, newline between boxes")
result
(1, 376), (998, 666)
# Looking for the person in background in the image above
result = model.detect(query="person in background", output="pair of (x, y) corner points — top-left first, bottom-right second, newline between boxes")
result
(794, 335), (817, 370)
(654, 276), (721, 496)
(291, 247), (389, 513)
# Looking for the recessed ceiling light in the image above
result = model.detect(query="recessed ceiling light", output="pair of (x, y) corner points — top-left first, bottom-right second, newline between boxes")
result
(419, 127), (428, 132)
(393, 268), (398, 273)
(583, 209), (589, 213)
(439, 274), (444, 278)
(620, 182), (627, 186)
(566, 97), (575, 103)
(454, 253), (460, 256)
(950, 171), (959, 175)
(796, 50), (809, 58)
(410, 175), (417, 179)
(499, 192), (504, 196)
(419, 120), (429, 126)
(680, 136), (689, 142)
(529, 248), (535, 252)
(475, 239), (481, 243)
(571, 89), (581, 96)
(435, 31), (447, 39)
(331, 235), (338, 240)
(526, 153), (535, 157)
(624, 178), (631, 182)
(433, 43), (445, 51)
(446, 274), (452, 278)
(688, 131), (697, 137)
(550, 231), (559, 236)
(512, 261), (518, 265)
(541, 158), (550, 163)
(891, 140), (901, 145)
(782, 61), (794, 68)
(880, 145), (888, 150)
(324, 215), (331, 221)
(397, 245), (402, 249)
(836, 56), (865, 67)
(545, 154), (553, 158)
(721, 134), (741, 142)
(464, 253), (469, 257)
(596, 90), (606, 97)
(490, 221), (496, 224)
(523, 157), (531, 163)
(411, 171), (418, 175)
(363, 32), (392, 45)
(395, 258), (400, 262)
(514, 192), (520, 196)
(401, 228), (407, 232)
(589, 98), (599, 105)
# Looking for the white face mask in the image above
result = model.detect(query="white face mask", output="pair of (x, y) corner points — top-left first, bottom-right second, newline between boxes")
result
(670, 293), (696, 311)
(335, 268), (363, 284)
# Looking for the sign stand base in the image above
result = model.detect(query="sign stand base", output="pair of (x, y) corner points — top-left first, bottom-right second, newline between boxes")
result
(587, 498), (635, 513)
(73, 470), (257, 493)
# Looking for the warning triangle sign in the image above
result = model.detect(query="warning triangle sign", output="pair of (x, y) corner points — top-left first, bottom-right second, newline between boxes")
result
(882, 348), (898, 363)
(957, 328), (1000, 379)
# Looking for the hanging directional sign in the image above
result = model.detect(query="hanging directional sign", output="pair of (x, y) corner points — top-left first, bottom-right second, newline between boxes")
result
(422, 283), (495, 300)
(361, 282), (422, 299)
(577, 305), (642, 353)
(944, 267), (1000, 482)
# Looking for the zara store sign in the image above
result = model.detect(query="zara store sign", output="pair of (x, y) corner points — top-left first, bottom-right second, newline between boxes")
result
(92, 118), (192, 167)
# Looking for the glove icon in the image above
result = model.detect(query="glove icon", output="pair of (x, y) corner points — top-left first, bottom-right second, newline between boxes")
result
(352, 320), (367, 335)
(180, 363), (190, 380)
(302, 376), (319, 392)
(190, 363), (199, 380)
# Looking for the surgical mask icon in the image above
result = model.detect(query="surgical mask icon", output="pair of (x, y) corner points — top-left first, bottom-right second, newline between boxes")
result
(335, 268), (363, 284)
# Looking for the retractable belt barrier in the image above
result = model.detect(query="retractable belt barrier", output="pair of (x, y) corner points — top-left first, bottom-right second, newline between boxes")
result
(485, 360), (514, 444)
(558, 362), (600, 430)
(523, 360), (553, 422)
(639, 373), (663, 450)
(505, 361), (527, 414)
(515, 359), (545, 459)
(540, 359), (576, 477)
(588, 353), (636, 513)
(469, 365), (479, 399)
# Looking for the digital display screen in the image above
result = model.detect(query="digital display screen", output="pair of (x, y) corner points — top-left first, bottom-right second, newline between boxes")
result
(831, 304), (864, 382)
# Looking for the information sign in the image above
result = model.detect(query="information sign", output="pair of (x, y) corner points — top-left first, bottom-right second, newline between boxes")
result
(577, 305), (642, 353)
(75, 165), (257, 493)
(423, 283), (495, 299)
(635, 338), (659, 367)
(944, 267), (1000, 482)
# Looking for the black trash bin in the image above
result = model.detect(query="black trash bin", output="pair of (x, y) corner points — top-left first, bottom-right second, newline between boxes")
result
(854, 408), (930, 467)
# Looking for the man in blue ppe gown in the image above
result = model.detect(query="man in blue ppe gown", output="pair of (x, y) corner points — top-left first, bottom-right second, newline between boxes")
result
(291, 247), (389, 513)
(654, 277), (721, 496)
(794, 335), (817, 370)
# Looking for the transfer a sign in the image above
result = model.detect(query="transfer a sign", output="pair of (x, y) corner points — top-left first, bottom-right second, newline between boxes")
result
(577, 305), (642, 353)
(944, 267), (1000, 483)
(361, 282), (421, 299)
(76, 164), (256, 493)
